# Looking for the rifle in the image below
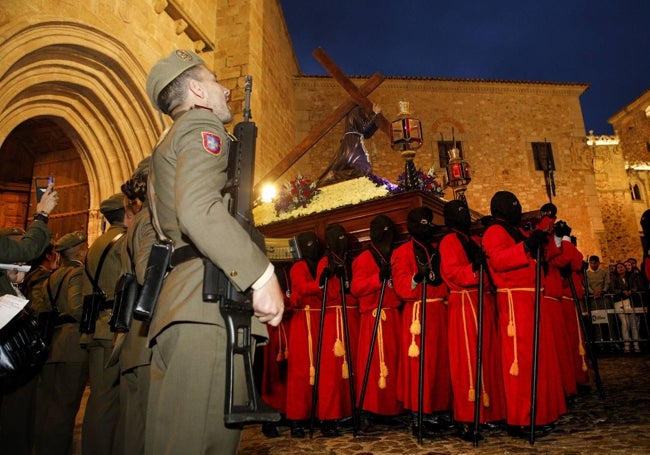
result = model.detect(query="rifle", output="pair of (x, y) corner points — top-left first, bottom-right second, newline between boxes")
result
(203, 76), (293, 426)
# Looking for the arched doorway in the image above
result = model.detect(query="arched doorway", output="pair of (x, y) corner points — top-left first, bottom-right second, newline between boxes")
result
(0, 21), (161, 242)
(0, 117), (89, 240)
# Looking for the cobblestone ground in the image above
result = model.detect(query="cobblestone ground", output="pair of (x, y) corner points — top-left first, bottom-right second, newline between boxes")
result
(239, 354), (650, 455)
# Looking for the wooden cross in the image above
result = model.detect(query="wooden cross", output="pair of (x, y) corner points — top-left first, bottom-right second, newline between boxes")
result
(254, 48), (390, 193)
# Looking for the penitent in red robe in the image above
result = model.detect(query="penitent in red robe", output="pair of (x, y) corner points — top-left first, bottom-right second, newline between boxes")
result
(559, 239), (590, 385)
(392, 240), (451, 415)
(285, 259), (321, 421)
(261, 275), (292, 413)
(438, 232), (506, 424)
(544, 239), (578, 397)
(482, 223), (566, 426)
(285, 257), (359, 421)
(351, 249), (404, 416)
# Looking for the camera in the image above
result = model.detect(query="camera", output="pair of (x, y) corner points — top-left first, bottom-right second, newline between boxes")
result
(35, 176), (54, 202)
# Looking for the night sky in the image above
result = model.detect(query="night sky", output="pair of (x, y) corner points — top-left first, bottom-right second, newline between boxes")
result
(279, 0), (650, 135)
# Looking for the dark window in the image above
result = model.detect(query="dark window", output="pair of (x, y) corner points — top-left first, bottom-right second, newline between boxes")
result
(532, 142), (555, 171)
(438, 141), (463, 169)
(631, 184), (642, 201)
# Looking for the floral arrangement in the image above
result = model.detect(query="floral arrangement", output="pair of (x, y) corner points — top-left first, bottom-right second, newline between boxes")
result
(273, 175), (320, 216)
(254, 175), (392, 226)
(392, 166), (445, 197)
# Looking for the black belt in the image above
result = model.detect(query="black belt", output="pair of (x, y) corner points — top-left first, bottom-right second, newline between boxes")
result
(100, 300), (114, 311)
(170, 244), (203, 268)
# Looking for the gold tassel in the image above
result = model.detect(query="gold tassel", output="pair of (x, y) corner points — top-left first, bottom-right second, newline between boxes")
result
(410, 319), (421, 335)
(342, 361), (349, 379)
(581, 359), (588, 372)
(334, 339), (345, 357)
(379, 375), (386, 389)
(408, 341), (419, 357)
(507, 321), (515, 337)
(284, 349), (289, 360)
(483, 391), (490, 407)
(509, 360), (519, 376)
(468, 387), (475, 402)
(380, 362), (388, 378)
(276, 351), (284, 362)
(579, 344), (586, 356)
(309, 366), (315, 385)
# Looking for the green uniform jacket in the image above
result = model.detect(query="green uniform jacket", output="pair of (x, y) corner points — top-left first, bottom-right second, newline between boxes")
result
(45, 259), (87, 363)
(82, 224), (127, 341)
(149, 107), (270, 340)
(0, 219), (51, 263)
(24, 267), (53, 316)
(119, 204), (154, 371)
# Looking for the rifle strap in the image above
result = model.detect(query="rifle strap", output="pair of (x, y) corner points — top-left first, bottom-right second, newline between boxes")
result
(84, 231), (124, 295)
(46, 268), (74, 312)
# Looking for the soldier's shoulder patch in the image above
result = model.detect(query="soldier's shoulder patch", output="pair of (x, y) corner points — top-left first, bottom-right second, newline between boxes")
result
(201, 132), (222, 155)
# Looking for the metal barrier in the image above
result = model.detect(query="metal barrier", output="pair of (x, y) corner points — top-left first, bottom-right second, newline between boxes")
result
(586, 291), (648, 351)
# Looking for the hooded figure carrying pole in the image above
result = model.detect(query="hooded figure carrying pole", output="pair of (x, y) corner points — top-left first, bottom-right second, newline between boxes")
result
(351, 215), (403, 434)
(482, 191), (566, 440)
(439, 200), (506, 444)
(392, 207), (451, 441)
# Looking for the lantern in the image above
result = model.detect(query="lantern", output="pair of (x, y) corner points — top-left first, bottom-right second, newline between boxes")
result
(390, 101), (423, 190)
(445, 146), (471, 202)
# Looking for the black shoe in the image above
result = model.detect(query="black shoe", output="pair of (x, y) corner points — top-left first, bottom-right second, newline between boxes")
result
(262, 422), (280, 438)
(321, 420), (341, 438)
(412, 423), (439, 439)
(507, 424), (553, 440)
(458, 424), (484, 442)
(290, 424), (305, 438)
(480, 421), (502, 431)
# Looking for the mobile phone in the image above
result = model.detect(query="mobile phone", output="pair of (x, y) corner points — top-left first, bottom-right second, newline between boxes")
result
(35, 176), (54, 202)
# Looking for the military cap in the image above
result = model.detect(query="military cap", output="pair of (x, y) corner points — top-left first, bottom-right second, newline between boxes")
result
(146, 49), (205, 111)
(0, 226), (26, 237)
(100, 193), (125, 216)
(55, 230), (87, 252)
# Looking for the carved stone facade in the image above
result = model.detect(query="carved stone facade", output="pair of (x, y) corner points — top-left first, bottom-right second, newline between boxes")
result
(0, 0), (647, 263)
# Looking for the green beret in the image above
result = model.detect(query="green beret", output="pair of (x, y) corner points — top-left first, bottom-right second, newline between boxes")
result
(0, 226), (26, 237)
(55, 230), (87, 252)
(132, 156), (151, 179)
(146, 49), (205, 112)
(100, 193), (125, 216)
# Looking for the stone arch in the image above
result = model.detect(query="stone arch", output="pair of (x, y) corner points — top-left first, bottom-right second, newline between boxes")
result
(0, 20), (161, 235)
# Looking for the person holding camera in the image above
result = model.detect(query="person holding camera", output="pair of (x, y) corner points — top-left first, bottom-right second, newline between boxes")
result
(1, 183), (58, 264)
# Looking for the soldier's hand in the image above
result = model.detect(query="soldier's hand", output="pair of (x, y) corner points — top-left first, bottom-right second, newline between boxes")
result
(37, 183), (58, 215)
(253, 273), (284, 327)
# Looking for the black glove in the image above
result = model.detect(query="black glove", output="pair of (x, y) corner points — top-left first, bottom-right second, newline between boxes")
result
(319, 267), (333, 287)
(379, 263), (391, 282)
(554, 220), (572, 238)
(413, 263), (430, 283)
(524, 229), (547, 255)
(471, 249), (487, 272)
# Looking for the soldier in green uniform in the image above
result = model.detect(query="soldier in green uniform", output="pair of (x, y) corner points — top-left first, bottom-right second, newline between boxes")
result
(144, 49), (284, 454)
(113, 157), (154, 455)
(0, 182), (58, 264)
(81, 193), (134, 455)
(33, 230), (89, 455)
